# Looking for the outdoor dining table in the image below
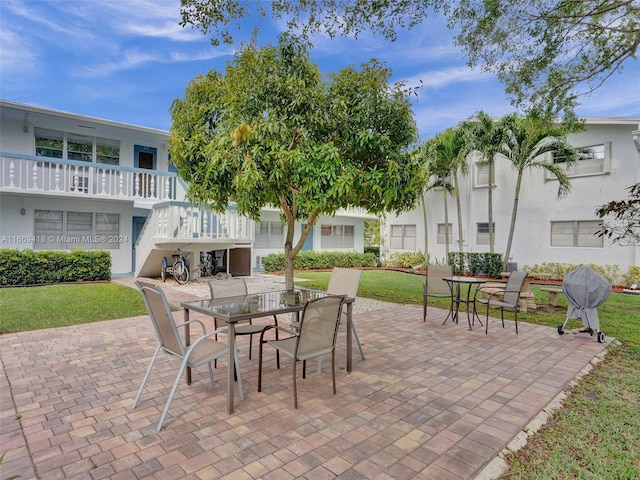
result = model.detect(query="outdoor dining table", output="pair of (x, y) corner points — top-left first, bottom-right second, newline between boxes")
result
(442, 276), (486, 330)
(181, 288), (355, 413)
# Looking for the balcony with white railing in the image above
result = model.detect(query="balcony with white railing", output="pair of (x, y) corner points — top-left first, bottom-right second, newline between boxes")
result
(0, 152), (178, 203)
(135, 202), (255, 277)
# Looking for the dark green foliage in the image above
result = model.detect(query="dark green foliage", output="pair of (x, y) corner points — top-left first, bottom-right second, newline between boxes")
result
(364, 245), (380, 257)
(263, 251), (376, 272)
(0, 249), (111, 286)
(448, 251), (503, 278)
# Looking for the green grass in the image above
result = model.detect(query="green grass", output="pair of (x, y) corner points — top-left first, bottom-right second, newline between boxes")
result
(0, 283), (147, 333)
(1, 271), (639, 478)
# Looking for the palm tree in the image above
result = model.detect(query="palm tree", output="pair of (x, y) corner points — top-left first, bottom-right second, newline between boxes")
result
(424, 134), (461, 257)
(498, 113), (576, 268)
(463, 111), (505, 253)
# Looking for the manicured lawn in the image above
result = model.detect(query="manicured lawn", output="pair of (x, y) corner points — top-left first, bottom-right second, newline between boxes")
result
(1, 270), (638, 478)
(0, 282), (147, 333)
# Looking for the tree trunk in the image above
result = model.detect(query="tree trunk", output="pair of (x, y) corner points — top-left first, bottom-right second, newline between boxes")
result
(442, 180), (450, 257)
(503, 169), (523, 270)
(454, 173), (464, 253)
(488, 158), (495, 253)
(421, 190), (429, 265)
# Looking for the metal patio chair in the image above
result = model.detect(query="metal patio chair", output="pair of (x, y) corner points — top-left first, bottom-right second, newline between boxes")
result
(133, 284), (243, 430)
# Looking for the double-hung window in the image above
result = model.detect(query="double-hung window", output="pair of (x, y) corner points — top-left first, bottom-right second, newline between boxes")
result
(321, 225), (355, 248)
(550, 221), (603, 247)
(390, 224), (416, 250)
(476, 222), (495, 245)
(254, 221), (284, 248)
(34, 210), (120, 250)
(437, 223), (453, 244)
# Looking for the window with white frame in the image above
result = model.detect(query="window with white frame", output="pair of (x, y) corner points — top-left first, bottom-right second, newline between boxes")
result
(321, 224), (355, 248)
(35, 129), (64, 158)
(550, 221), (603, 247)
(476, 222), (495, 245)
(437, 223), (453, 244)
(390, 224), (416, 250)
(34, 210), (120, 250)
(551, 142), (610, 178)
(474, 162), (496, 188)
(254, 220), (284, 248)
(34, 128), (120, 165)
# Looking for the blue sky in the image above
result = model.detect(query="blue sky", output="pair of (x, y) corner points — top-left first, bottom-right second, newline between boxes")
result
(1, 0), (639, 140)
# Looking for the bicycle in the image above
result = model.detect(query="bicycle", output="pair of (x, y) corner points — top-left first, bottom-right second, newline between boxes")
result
(199, 251), (216, 277)
(161, 251), (190, 285)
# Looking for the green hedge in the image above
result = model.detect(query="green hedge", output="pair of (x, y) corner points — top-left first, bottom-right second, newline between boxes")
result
(0, 249), (112, 286)
(448, 252), (503, 278)
(262, 251), (377, 272)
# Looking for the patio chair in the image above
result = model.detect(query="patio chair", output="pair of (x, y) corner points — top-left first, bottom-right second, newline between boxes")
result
(475, 271), (528, 334)
(257, 295), (346, 408)
(208, 278), (279, 362)
(422, 264), (454, 322)
(326, 267), (365, 360)
(133, 284), (243, 431)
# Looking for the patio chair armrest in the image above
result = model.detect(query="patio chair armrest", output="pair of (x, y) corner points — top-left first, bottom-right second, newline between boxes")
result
(259, 324), (297, 342)
(175, 319), (208, 335)
(183, 327), (231, 355)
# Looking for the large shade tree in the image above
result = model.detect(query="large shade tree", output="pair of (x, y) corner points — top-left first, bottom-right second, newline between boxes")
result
(169, 35), (423, 289)
(179, 0), (639, 117)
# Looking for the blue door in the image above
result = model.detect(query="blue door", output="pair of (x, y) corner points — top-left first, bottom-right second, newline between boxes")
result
(301, 224), (314, 251)
(134, 145), (157, 197)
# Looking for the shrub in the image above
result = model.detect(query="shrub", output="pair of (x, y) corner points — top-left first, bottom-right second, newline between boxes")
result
(448, 252), (503, 278)
(382, 251), (426, 268)
(622, 266), (640, 288)
(524, 262), (621, 283)
(0, 249), (111, 286)
(262, 251), (376, 272)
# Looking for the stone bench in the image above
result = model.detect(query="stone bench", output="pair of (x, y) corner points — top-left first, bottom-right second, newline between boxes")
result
(540, 286), (563, 306)
(477, 283), (534, 313)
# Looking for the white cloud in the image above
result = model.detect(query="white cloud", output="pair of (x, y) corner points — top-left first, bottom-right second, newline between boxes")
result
(0, 26), (37, 76)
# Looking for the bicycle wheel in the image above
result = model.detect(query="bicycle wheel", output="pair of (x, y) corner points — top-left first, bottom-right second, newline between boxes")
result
(173, 260), (189, 285)
(160, 258), (167, 282)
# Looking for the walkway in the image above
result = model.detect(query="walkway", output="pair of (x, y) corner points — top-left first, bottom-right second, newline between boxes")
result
(0, 280), (607, 480)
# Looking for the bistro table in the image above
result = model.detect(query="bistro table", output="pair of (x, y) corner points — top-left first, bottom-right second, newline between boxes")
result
(442, 276), (486, 330)
(181, 288), (355, 413)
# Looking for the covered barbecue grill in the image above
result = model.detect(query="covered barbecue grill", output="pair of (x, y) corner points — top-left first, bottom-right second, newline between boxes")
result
(557, 265), (611, 343)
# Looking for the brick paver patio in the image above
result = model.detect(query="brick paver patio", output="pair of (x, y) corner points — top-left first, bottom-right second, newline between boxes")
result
(0, 282), (607, 479)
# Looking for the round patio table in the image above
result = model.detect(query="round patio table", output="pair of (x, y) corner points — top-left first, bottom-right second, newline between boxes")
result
(443, 276), (486, 330)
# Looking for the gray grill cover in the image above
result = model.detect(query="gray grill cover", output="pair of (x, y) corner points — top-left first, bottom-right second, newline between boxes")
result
(562, 265), (611, 330)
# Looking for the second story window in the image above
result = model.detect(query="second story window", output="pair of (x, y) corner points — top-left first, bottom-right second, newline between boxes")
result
(35, 129), (63, 158)
(34, 128), (120, 165)
(551, 142), (610, 178)
(475, 162), (497, 188)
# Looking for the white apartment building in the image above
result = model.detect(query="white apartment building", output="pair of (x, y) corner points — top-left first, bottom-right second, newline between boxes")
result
(0, 100), (371, 278)
(381, 118), (640, 277)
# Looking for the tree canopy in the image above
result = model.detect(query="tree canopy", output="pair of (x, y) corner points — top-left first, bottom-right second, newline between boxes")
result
(168, 35), (423, 287)
(179, 0), (639, 118)
(596, 183), (640, 246)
